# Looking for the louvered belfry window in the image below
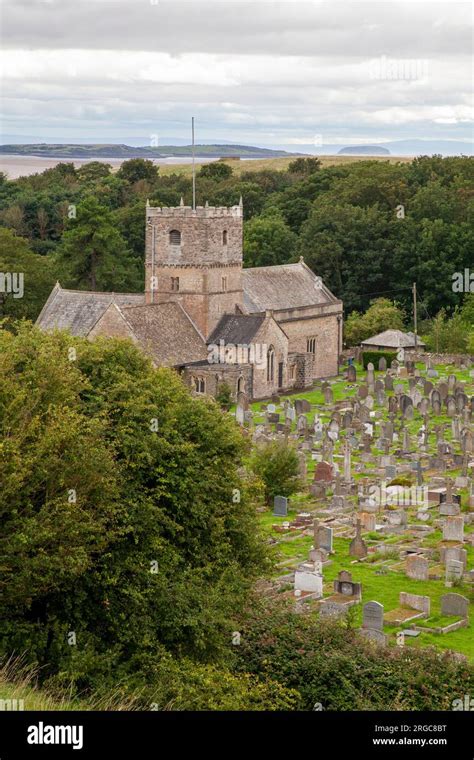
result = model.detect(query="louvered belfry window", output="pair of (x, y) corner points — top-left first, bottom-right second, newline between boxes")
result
(169, 229), (181, 245)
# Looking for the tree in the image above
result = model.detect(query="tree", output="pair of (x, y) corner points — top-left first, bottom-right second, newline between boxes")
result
(249, 441), (301, 505)
(76, 161), (112, 183)
(244, 212), (297, 267)
(55, 196), (140, 291)
(288, 156), (322, 175)
(344, 298), (405, 347)
(423, 308), (469, 353)
(198, 162), (233, 180)
(0, 228), (56, 321)
(117, 158), (159, 184)
(0, 326), (269, 688)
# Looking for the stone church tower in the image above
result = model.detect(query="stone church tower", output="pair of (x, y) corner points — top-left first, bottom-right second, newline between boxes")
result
(145, 201), (244, 338)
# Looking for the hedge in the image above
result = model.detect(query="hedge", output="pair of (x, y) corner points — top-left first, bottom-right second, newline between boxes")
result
(362, 350), (397, 370)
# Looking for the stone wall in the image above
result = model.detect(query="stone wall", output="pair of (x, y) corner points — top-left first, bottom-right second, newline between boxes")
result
(182, 363), (253, 400)
(89, 304), (137, 342)
(279, 311), (341, 379)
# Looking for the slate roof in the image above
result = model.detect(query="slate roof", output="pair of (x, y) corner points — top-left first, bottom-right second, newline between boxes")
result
(36, 283), (145, 336)
(117, 302), (207, 366)
(242, 260), (339, 313)
(207, 313), (266, 345)
(361, 329), (426, 348)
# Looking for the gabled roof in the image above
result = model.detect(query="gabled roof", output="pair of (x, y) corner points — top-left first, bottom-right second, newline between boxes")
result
(36, 283), (145, 336)
(242, 259), (339, 313)
(361, 329), (426, 348)
(207, 313), (266, 345)
(117, 302), (206, 366)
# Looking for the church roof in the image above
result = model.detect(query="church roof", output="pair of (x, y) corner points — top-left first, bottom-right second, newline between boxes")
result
(242, 260), (339, 313)
(117, 302), (206, 366)
(361, 329), (425, 348)
(36, 283), (145, 336)
(207, 313), (267, 345)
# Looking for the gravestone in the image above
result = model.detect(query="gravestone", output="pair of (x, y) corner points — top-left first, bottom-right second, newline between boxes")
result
(362, 601), (384, 630)
(446, 559), (464, 584)
(399, 592), (430, 616)
(334, 570), (362, 600)
(347, 364), (357, 383)
(349, 519), (368, 559)
(442, 516), (464, 542)
(440, 593), (469, 618)
(273, 495), (288, 517)
(406, 555), (429, 581)
(314, 461), (334, 482)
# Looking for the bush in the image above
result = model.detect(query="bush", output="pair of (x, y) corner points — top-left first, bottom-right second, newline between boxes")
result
(362, 350), (396, 369)
(249, 440), (301, 505)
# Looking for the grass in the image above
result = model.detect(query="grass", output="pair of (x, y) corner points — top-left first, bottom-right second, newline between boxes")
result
(157, 154), (414, 177)
(0, 657), (142, 711)
(256, 358), (474, 661)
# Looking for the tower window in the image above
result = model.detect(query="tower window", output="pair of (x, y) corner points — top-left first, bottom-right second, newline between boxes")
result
(221, 276), (227, 292)
(307, 337), (316, 354)
(223, 230), (228, 245)
(171, 277), (180, 291)
(169, 229), (181, 246)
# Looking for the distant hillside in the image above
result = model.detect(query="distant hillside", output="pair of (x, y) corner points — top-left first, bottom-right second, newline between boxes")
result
(0, 143), (300, 159)
(338, 145), (390, 155)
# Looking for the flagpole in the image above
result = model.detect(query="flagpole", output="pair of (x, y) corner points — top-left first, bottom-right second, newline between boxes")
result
(192, 116), (196, 210)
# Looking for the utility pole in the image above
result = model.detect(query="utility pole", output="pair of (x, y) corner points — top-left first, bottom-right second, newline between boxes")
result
(192, 116), (196, 210)
(413, 282), (418, 349)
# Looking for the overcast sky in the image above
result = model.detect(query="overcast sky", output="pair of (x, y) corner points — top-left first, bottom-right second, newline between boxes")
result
(1, 0), (472, 147)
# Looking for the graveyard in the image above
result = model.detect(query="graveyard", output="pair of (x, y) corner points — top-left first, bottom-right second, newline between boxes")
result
(237, 355), (474, 662)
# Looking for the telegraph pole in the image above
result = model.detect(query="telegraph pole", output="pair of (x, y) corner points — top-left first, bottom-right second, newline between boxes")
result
(413, 282), (418, 349)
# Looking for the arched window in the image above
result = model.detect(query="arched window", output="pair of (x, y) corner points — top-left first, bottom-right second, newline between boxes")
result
(307, 337), (316, 354)
(223, 230), (228, 245)
(237, 376), (244, 394)
(267, 346), (275, 382)
(194, 376), (205, 394)
(169, 229), (181, 245)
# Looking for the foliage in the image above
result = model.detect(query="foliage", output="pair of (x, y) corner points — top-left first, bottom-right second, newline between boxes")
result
(344, 298), (406, 347)
(423, 307), (470, 353)
(288, 156), (322, 175)
(0, 228), (57, 321)
(361, 350), (397, 370)
(116, 158), (159, 184)
(215, 382), (232, 409)
(54, 196), (141, 291)
(249, 440), (301, 505)
(234, 598), (474, 711)
(244, 212), (297, 267)
(198, 162), (233, 180)
(0, 325), (269, 687)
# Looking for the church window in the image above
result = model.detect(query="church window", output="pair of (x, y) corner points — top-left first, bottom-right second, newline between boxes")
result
(169, 229), (181, 245)
(221, 276), (227, 291)
(267, 346), (275, 382)
(237, 376), (244, 394)
(223, 230), (228, 245)
(194, 376), (205, 394)
(307, 337), (316, 354)
(171, 276), (180, 291)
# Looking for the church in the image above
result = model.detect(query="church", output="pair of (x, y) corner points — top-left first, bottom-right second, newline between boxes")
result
(37, 200), (343, 400)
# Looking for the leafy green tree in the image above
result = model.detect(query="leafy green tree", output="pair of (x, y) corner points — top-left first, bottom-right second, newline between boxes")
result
(198, 162), (233, 180)
(288, 156), (322, 175)
(76, 162), (112, 183)
(0, 326), (269, 687)
(117, 158), (159, 184)
(344, 298), (406, 346)
(0, 228), (57, 320)
(244, 212), (297, 267)
(424, 308), (469, 353)
(55, 196), (140, 290)
(249, 441), (301, 505)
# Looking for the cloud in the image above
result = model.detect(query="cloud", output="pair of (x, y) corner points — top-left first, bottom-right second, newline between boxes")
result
(1, 0), (472, 144)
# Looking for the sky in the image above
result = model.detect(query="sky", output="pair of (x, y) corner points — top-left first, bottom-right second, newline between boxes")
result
(0, 0), (472, 148)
